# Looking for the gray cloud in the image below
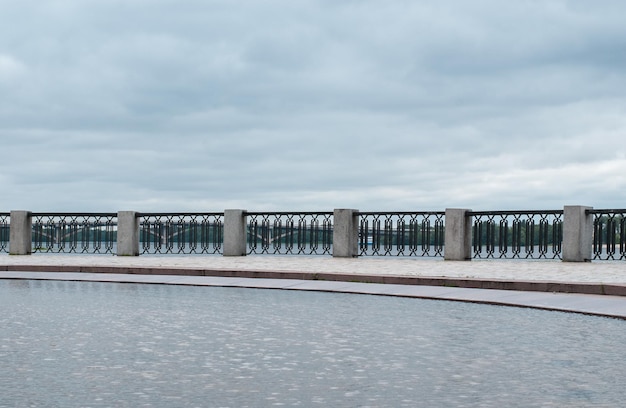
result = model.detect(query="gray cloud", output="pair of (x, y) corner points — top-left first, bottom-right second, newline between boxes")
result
(1, 0), (625, 212)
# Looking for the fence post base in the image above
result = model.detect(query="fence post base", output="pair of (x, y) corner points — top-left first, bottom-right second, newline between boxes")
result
(224, 209), (247, 256)
(444, 208), (472, 261)
(333, 209), (359, 258)
(562, 205), (593, 262)
(117, 211), (139, 256)
(9, 210), (32, 255)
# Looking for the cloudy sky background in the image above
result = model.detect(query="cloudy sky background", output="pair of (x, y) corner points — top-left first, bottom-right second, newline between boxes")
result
(1, 0), (625, 212)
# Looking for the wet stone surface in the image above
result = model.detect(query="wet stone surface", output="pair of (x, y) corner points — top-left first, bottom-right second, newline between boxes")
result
(1, 280), (625, 407)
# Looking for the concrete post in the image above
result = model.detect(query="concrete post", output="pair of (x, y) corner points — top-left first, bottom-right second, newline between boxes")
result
(117, 211), (139, 256)
(333, 209), (359, 258)
(9, 210), (32, 255)
(444, 208), (472, 261)
(224, 209), (247, 256)
(562, 205), (593, 262)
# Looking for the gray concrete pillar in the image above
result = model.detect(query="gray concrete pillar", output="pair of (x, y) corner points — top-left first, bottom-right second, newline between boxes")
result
(9, 210), (32, 255)
(444, 208), (472, 261)
(333, 209), (359, 258)
(562, 205), (593, 262)
(117, 211), (139, 256)
(224, 209), (247, 256)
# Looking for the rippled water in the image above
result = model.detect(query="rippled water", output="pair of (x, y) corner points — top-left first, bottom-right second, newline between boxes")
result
(1, 280), (624, 407)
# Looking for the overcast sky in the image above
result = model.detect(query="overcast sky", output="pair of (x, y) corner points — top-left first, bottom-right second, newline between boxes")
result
(1, 0), (625, 212)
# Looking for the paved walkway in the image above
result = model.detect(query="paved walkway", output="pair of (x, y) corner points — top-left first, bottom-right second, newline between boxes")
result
(1, 254), (626, 319)
(1, 254), (625, 283)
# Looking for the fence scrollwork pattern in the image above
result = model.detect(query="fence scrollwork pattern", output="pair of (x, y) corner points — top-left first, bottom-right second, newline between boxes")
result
(247, 212), (333, 255)
(0, 213), (9, 253)
(591, 209), (626, 260)
(139, 213), (224, 255)
(358, 212), (445, 257)
(31, 213), (117, 254)
(470, 211), (563, 259)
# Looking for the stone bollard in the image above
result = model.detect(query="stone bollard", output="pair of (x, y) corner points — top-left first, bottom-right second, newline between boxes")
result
(117, 211), (139, 256)
(333, 209), (359, 257)
(224, 209), (247, 256)
(444, 208), (472, 261)
(9, 210), (32, 255)
(562, 205), (593, 262)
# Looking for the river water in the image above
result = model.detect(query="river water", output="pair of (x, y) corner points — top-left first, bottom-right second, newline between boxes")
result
(1, 280), (624, 407)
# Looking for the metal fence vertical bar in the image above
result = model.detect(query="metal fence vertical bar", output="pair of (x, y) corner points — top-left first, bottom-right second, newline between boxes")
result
(0, 213), (9, 253)
(591, 209), (626, 260)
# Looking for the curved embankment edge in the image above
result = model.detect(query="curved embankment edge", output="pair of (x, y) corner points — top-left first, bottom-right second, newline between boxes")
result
(2, 263), (625, 297)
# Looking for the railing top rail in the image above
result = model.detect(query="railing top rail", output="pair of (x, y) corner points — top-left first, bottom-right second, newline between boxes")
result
(0, 212), (9, 216)
(358, 211), (445, 216)
(245, 211), (333, 216)
(31, 212), (118, 217)
(468, 210), (563, 216)
(588, 209), (626, 214)
(137, 212), (224, 217)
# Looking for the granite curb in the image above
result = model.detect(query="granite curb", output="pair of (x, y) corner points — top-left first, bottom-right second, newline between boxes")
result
(3, 264), (625, 297)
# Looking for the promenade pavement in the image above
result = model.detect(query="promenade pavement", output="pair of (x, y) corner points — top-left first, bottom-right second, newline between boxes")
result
(1, 254), (626, 319)
(0, 254), (625, 283)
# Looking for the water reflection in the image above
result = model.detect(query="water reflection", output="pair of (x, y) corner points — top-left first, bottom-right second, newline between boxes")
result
(1, 280), (624, 407)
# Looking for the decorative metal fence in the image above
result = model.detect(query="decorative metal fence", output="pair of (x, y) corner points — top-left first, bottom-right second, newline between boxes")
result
(591, 209), (626, 260)
(0, 213), (9, 253)
(470, 210), (563, 259)
(31, 213), (117, 254)
(247, 212), (333, 255)
(2, 208), (625, 261)
(139, 213), (224, 255)
(358, 212), (445, 257)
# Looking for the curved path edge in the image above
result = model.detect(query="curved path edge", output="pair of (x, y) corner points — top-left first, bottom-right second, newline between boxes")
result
(1, 267), (626, 320)
(2, 263), (626, 296)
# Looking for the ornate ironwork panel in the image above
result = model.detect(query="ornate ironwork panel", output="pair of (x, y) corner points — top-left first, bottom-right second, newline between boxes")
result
(358, 212), (445, 257)
(247, 212), (333, 255)
(470, 211), (563, 259)
(31, 213), (117, 254)
(0, 213), (9, 253)
(139, 213), (224, 255)
(591, 209), (626, 260)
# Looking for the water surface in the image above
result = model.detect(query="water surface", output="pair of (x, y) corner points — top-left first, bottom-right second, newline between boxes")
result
(1, 280), (624, 407)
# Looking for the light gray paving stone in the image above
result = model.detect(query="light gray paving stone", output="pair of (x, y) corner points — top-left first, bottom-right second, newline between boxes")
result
(2, 255), (626, 283)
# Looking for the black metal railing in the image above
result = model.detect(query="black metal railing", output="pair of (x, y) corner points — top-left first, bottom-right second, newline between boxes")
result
(139, 213), (224, 255)
(0, 213), (9, 253)
(590, 209), (626, 260)
(31, 213), (117, 254)
(1, 208), (624, 261)
(247, 212), (333, 255)
(470, 210), (563, 259)
(358, 212), (445, 257)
